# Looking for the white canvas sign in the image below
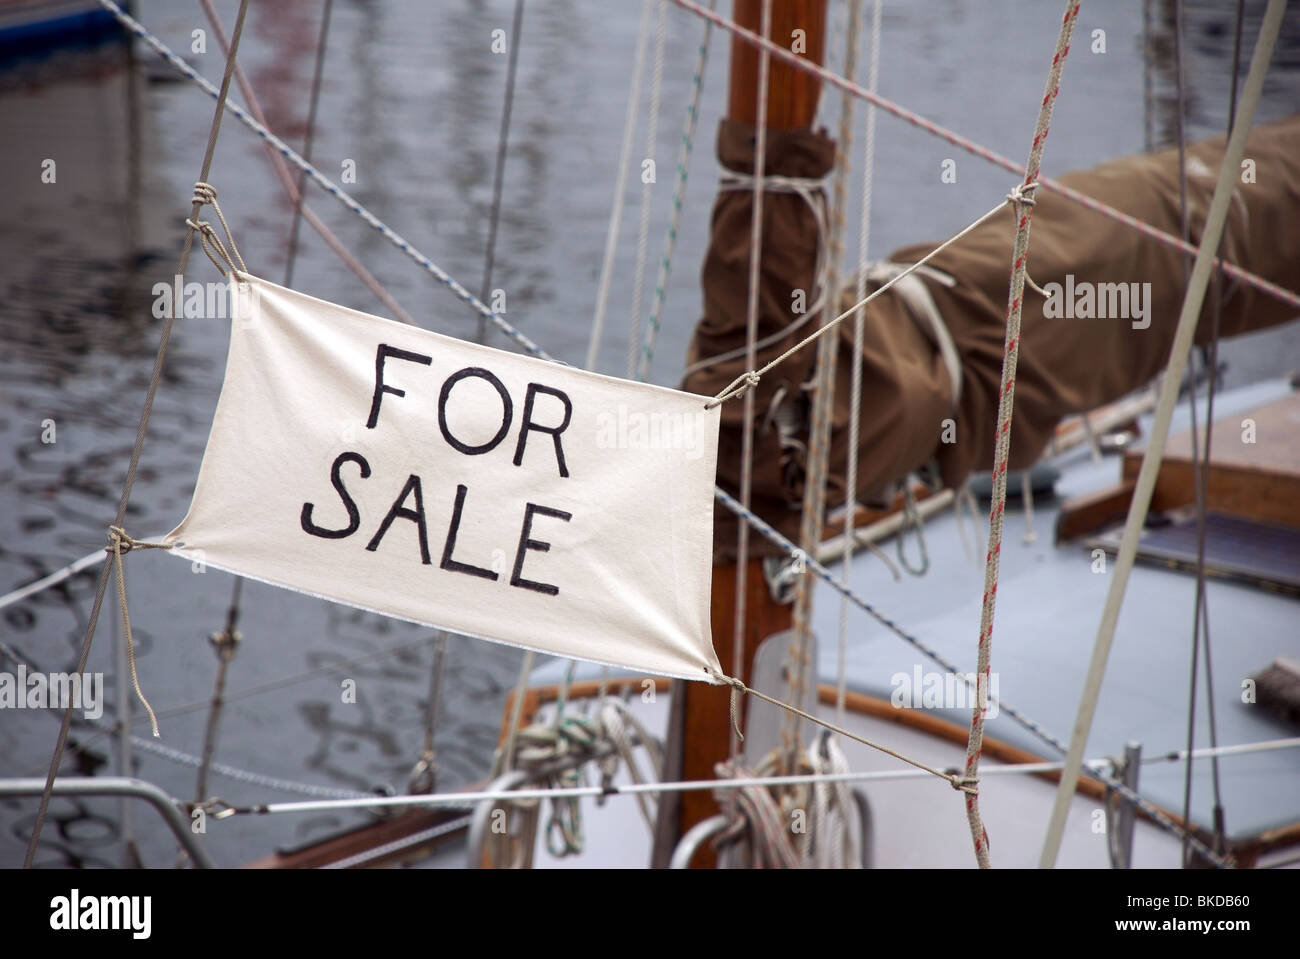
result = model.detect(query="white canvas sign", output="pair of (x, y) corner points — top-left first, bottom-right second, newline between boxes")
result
(166, 274), (724, 682)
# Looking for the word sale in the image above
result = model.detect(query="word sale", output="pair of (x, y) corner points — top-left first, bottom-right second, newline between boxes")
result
(299, 344), (575, 596)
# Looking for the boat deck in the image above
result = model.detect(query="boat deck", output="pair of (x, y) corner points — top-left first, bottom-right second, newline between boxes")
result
(513, 378), (1300, 867)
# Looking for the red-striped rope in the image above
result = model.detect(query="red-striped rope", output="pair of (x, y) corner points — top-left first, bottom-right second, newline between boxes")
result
(963, 0), (1082, 870)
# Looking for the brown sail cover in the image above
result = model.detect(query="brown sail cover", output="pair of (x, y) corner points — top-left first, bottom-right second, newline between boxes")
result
(684, 115), (1300, 561)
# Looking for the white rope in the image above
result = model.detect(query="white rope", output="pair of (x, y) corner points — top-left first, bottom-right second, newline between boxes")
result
(861, 261), (962, 404)
(498, 650), (535, 774)
(953, 482), (984, 565)
(728, 0), (774, 760)
(587, 0), (655, 372)
(215, 735), (1300, 816)
(597, 698), (663, 829)
(786, 6), (856, 764)
(1040, 0), (1288, 869)
(0, 549), (107, 612)
(837, 0), (882, 727)
(714, 756), (801, 868)
(806, 733), (860, 868)
(788, 0), (865, 762)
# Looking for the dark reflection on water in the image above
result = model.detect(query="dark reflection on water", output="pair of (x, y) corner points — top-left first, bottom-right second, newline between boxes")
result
(2, 0), (1298, 868)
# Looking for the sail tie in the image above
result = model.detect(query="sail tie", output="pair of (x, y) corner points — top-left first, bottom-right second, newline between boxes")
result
(185, 181), (247, 278)
(862, 260), (963, 408)
(694, 169), (832, 394)
(106, 527), (175, 739)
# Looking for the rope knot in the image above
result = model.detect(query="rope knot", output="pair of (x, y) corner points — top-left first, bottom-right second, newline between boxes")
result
(105, 526), (172, 556)
(104, 526), (172, 739)
(1006, 181), (1039, 210)
(192, 181), (218, 206)
(705, 370), (761, 410)
(717, 673), (746, 692)
(948, 773), (979, 796)
(107, 525), (135, 555)
(715, 672), (747, 744)
(183, 182), (247, 278)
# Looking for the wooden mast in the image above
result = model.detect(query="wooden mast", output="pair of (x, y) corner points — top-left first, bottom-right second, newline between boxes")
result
(669, 0), (829, 868)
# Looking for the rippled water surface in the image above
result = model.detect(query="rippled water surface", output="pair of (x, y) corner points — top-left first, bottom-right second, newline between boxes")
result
(2, 0), (1299, 867)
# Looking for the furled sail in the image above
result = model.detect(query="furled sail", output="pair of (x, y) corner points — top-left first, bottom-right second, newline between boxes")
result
(686, 114), (1300, 560)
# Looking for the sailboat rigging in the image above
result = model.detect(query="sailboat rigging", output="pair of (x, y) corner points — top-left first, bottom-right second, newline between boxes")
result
(5, 0), (1300, 873)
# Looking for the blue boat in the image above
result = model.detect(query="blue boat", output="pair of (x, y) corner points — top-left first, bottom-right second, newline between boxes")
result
(0, 0), (122, 60)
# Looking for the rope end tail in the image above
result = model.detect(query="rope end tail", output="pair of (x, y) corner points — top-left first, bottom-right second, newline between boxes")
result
(718, 673), (747, 743)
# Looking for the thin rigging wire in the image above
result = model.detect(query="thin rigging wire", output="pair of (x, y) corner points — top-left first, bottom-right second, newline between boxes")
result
(53, 635), (440, 760)
(1180, 0), (1244, 863)
(1197, 0), (1247, 847)
(587, 0), (655, 371)
(788, 0), (864, 766)
(477, 0), (527, 344)
(214, 735), (1300, 818)
(838, 0), (882, 727)
(729, 0), (773, 761)
(284, 0), (334, 289)
(472, 0), (531, 780)
(1172, 0), (1203, 871)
